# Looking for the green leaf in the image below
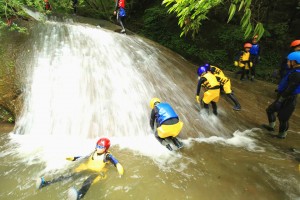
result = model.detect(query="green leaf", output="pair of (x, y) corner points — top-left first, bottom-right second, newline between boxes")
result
(238, 0), (244, 11)
(227, 3), (236, 23)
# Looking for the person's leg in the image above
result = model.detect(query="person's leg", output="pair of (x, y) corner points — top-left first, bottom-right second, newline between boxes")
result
(37, 172), (80, 189)
(171, 137), (183, 148)
(155, 130), (172, 150)
(240, 67), (245, 80)
(276, 97), (296, 138)
(263, 103), (277, 131)
(211, 102), (218, 115)
(226, 93), (241, 110)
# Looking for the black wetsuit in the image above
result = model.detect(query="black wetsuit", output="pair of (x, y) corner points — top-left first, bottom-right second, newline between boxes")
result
(266, 67), (300, 132)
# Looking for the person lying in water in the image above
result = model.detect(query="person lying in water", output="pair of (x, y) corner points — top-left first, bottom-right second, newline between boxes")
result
(36, 137), (124, 199)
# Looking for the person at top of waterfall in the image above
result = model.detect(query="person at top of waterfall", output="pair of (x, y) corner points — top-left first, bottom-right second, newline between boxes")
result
(263, 51), (300, 139)
(249, 35), (261, 81)
(200, 63), (241, 111)
(149, 98), (184, 151)
(234, 43), (253, 81)
(44, 0), (52, 11)
(72, 0), (78, 15)
(37, 137), (124, 198)
(113, 0), (126, 33)
(278, 40), (300, 80)
(195, 66), (220, 115)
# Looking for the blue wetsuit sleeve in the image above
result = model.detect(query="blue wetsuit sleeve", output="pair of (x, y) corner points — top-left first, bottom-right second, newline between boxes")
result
(280, 71), (300, 99)
(196, 77), (206, 95)
(106, 153), (119, 166)
(150, 108), (156, 130)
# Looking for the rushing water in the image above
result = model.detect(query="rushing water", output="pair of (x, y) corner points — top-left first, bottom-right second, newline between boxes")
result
(0, 18), (299, 200)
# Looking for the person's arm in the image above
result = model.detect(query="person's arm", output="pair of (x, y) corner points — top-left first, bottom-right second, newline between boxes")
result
(150, 108), (156, 130)
(196, 77), (206, 103)
(106, 153), (124, 175)
(279, 71), (300, 99)
(115, 0), (120, 11)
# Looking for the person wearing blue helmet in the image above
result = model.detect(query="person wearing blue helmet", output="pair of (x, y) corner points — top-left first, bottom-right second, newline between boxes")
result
(203, 64), (241, 111)
(263, 51), (300, 139)
(196, 66), (220, 115)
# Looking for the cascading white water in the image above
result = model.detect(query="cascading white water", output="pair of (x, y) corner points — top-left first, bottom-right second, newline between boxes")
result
(17, 22), (163, 138)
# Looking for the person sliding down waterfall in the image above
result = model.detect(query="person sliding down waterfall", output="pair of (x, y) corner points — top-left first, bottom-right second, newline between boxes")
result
(263, 51), (300, 139)
(195, 66), (220, 115)
(200, 63), (241, 111)
(149, 98), (184, 151)
(36, 137), (124, 200)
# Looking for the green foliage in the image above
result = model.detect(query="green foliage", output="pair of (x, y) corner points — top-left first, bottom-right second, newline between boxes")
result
(163, 0), (265, 40)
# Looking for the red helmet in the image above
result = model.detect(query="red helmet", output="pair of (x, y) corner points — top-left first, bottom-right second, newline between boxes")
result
(96, 138), (111, 150)
(290, 40), (300, 47)
(244, 43), (252, 48)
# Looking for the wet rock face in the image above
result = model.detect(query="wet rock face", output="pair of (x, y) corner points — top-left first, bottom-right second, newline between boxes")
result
(0, 21), (29, 123)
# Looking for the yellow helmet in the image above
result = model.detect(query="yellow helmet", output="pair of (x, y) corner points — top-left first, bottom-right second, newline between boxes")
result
(150, 98), (160, 109)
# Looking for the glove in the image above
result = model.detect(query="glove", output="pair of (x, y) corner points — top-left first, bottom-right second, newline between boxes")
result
(66, 157), (75, 161)
(196, 95), (200, 103)
(116, 163), (124, 176)
(234, 61), (239, 67)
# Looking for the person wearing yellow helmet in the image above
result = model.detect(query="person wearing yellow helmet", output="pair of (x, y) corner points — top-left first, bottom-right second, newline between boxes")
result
(149, 98), (184, 151)
(263, 51), (300, 139)
(36, 137), (124, 199)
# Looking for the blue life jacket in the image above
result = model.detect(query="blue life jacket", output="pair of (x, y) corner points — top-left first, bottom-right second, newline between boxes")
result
(119, 8), (126, 17)
(156, 103), (178, 125)
(250, 44), (259, 55)
(278, 69), (300, 95)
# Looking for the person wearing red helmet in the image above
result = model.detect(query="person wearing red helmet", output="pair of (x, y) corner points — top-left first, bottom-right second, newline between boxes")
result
(113, 0), (126, 33)
(234, 43), (253, 81)
(44, 0), (52, 11)
(278, 40), (300, 79)
(263, 51), (300, 139)
(36, 137), (124, 199)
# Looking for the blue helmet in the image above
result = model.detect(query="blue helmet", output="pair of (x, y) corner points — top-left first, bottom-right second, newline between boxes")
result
(204, 63), (210, 71)
(197, 66), (207, 76)
(287, 51), (300, 64)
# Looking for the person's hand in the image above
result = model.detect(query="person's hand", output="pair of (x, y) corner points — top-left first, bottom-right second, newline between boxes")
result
(116, 163), (124, 176)
(66, 157), (75, 161)
(113, 10), (117, 15)
(196, 95), (200, 103)
(234, 61), (239, 67)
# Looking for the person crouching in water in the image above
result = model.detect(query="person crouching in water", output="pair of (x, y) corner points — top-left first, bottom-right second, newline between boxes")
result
(202, 64), (241, 111)
(149, 98), (184, 151)
(37, 137), (124, 199)
(196, 66), (220, 115)
(263, 51), (300, 139)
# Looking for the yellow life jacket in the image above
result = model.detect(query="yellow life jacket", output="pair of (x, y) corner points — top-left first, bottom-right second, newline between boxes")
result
(201, 72), (220, 89)
(215, 74), (229, 85)
(239, 51), (250, 68)
(211, 66), (225, 77)
(75, 151), (108, 173)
